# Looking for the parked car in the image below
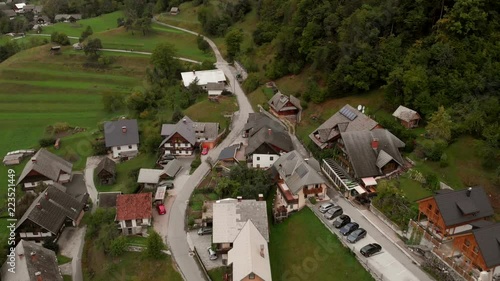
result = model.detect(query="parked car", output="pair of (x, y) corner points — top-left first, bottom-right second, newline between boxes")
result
(158, 159), (171, 165)
(162, 155), (176, 160)
(201, 147), (209, 155)
(347, 228), (367, 243)
(319, 202), (335, 213)
(339, 222), (359, 236)
(156, 203), (166, 215)
(198, 227), (213, 235)
(207, 247), (217, 260)
(333, 215), (351, 228)
(360, 243), (382, 257)
(165, 181), (174, 189)
(324, 206), (343, 220)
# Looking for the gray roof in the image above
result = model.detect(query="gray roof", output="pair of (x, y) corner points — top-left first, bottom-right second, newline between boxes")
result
(160, 116), (219, 146)
(54, 13), (82, 20)
(268, 92), (302, 112)
(472, 222), (500, 269)
(213, 199), (269, 243)
(95, 157), (116, 176)
(309, 104), (379, 149)
(2, 9), (16, 17)
(17, 148), (73, 185)
(218, 145), (238, 161)
(16, 185), (88, 234)
(206, 82), (225, 91)
(104, 119), (139, 147)
(431, 187), (494, 227)
(137, 169), (164, 184)
(392, 105), (420, 122)
(97, 192), (121, 208)
(246, 127), (293, 156)
(244, 113), (284, 137)
(1, 240), (62, 281)
(164, 159), (182, 177)
(340, 129), (405, 178)
(272, 151), (326, 194)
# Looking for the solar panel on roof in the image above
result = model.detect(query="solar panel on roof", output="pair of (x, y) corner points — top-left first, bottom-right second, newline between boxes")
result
(296, 164), (308, 178)
(340, 107), (358, 121)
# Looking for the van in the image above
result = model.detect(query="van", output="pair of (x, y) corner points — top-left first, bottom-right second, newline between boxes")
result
(207, 247), (217, 260)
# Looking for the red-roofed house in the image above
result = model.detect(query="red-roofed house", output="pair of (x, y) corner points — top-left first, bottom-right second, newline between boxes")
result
(116, 193), (152, 235)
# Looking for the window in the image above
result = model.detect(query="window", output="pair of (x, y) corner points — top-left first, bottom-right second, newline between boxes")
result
(464, 239), (471, 247)
(428, 204), (433, 211)
(117, 146), (121, 150)
(257, 157), (260, 161)
(128, 145), (132, 149)
(270, 157), (274, 161)
(249, 273), (255, 279)
(136, 219), (143, 225)
(125, 220), (132, 227)
(473, 246), (479, 253)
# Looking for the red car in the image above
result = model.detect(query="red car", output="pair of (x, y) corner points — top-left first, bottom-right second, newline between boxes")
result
(156, 203), (166, 215)
(201, 147), (209, 155)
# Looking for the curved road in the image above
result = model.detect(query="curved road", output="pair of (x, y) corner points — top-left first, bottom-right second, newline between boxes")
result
(153, 18), (254, 281)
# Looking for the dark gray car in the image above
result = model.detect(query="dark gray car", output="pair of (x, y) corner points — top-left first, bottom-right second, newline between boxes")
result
(339, 222), (359, 236)
(347, 228), (367, 243)
(324, 206), (343, 220)
(333, 215), (351, 228)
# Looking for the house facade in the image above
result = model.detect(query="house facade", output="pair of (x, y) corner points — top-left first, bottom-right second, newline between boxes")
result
(268, 92), (302, 122)
(15, 185), (88, 242)
(116, 193), (152, 235)
(16, 148), (73, 191)
(272, 151), (327, 215)
(416, 187), (494, 239)
(392, 105), (421, 129)
(252, 154), (279, 169)
(95, 157), (116, 185)
(309, 104), (380, 149)
(104, 119), (140, 159)
(160, 116), (219, 156)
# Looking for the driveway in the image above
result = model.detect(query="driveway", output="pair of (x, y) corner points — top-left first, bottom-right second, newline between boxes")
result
(58, 226), (86, 281)
(83, 156), (102, 212)
(189, 230), (224, 270)
(154, 17), (255, 281)
(313, 192), (433, 281)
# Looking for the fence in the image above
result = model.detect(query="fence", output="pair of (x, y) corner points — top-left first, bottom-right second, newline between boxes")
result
(193, 246), (212, 281)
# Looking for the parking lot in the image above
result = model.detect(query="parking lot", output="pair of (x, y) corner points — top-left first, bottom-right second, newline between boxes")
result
(188, 230), (224, 270)
(312, 199), (431, 281)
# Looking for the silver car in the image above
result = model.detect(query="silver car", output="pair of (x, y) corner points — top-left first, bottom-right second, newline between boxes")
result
(207, 247), (217, 260)
(319, 202), (335, 213)
(324, 206), (343, 220)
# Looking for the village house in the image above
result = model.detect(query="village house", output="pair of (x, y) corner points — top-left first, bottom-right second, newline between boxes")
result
(104, 119), (140, 160)
(95, 157), (116, 185)
(309, 104), (380, 149)
(0, 240), (63, 281)
(2, 9), (17, 20)
(170, 6), (179, 15)
(15, 185), (88, 242)
(115, 193), (152, 235)
(416, 187), (494, 240)
(335, 128), (405, 181)
(272, 150), (327, 216)
(217, 144), (241, 166)
(97, 191), (121, 208)
(16, 148), (73, 191)
(228, 220), (272, 281)
(54, 13), (82, 22)
(392, 105), (421, 129)
(137, 159), (181, 189)
(206, 82), (226, 96)
(449, 222), (500, 281)
(268, 92), (302, 122)
(160, 116), (219, 156)
(212, 197), (269, 255)
(243, 113), (293, 161)
(180, 69), (226, 95)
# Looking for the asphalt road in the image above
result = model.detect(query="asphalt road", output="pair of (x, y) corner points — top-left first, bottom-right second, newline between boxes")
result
(154, 18), (255, 281)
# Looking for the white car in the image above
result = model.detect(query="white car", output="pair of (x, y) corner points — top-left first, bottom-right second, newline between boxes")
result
(207, 247), (217, 260)
(319, 202), (335, 213)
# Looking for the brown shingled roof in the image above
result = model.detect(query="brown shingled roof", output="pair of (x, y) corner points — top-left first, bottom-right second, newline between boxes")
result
(116, 193), (152, 221)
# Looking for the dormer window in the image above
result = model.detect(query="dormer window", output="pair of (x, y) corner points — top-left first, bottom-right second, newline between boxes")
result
(249, 273), (255, 279)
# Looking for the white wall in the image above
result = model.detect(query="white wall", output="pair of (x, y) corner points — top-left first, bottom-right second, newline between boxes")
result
(19, 232), (52, 238)
(119, 217), (151, 235)
(112, 144), (138, 158)
(252, 154), (279, 169)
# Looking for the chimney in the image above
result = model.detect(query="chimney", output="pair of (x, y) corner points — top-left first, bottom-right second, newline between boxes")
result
(44, 191), (48, 200)
(237, 196), (242, 202)
(192, 69), (195, 74)
(36, 203), (42, 209)
(258, 194), (264, 201)
(304, 158), (309, 163)
(371, 138), (379, 150)
(31, 252), (37, 262)
(182, 118), (186, 123)
(122, 126), (127, 133)
(31, 157), (37, 163)
(260, 245), (265, 258)
(466, 187), (472, 197)
(268, 128), (272, 136)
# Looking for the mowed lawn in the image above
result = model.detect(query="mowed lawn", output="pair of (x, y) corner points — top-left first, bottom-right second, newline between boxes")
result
(40, 11), (124, 36)
(184, 95), (238, 125)
(269, 208), (374, 281)
(0, 46), (148, 229)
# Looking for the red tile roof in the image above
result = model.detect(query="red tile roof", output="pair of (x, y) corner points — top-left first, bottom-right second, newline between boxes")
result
(116, 193), (152, 221)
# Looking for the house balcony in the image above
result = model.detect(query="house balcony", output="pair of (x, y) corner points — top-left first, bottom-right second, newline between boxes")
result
(277, 181), (298, 205)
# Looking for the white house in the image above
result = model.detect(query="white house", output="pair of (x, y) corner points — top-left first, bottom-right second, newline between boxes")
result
(180, 69), (226, 90)
(252, 154), (279, 169)
(116, 193), (152, 235)
(104, 119), (140, 159)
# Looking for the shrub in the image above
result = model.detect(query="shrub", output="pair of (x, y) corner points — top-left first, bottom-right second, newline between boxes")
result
(50, 32), (70, 45)
(308, 197), (317, 204)
(191, 156), (202, 170)
(425, 173), (440, 191)
(439, 153), (449, 167)
(39, 137), (56, 147)
(242, 73), (262, 93)
(109, 236), (127, 257)
(43, 240), (59, 253)
(92, 140), (107, 155)
(53, 122), (70, 133)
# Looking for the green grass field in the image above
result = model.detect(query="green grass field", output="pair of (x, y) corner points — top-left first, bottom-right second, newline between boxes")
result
(184, 95), (237, 125)
(40, 11), (125, 37)
(269, 208), (373, 281)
